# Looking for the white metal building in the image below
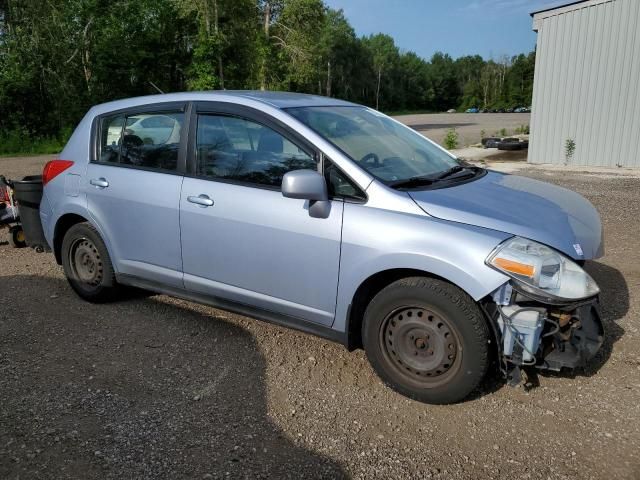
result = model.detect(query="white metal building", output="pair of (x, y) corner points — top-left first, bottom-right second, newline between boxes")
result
(528, 0), (640, 167)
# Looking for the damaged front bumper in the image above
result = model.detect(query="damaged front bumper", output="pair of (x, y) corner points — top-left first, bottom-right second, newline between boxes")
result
(485, 283), (605, 377)
(540, 301), (604, 371)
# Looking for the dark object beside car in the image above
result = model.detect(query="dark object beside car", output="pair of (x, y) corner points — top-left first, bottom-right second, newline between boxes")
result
(12, 175), (49, 252)
(497, 140), (529, 151)
(0, 175), (26, 248)
(483, 137), (528, 150)
(483, 137), (502, 149)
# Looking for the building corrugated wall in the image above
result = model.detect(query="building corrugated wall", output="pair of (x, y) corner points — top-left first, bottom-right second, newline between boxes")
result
(528, 0), (640, 167)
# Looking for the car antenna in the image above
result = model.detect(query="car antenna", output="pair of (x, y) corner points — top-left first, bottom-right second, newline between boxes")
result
(149, 81), (165, 94)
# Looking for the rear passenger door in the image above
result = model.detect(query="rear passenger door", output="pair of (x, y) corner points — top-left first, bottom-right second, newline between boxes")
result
(86, 103), (188, 287)
(179, 103), (343, 326)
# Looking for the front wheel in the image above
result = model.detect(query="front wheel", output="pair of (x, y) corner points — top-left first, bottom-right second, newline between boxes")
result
(362, 277), (490, 404)
(61, 222), (121, 303)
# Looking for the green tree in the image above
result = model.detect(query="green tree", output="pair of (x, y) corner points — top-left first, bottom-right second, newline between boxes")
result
(425, 52), (459, 111)
(0, 0), (538, 154)
(362, 33), (398, 110)
(272, 0), (325, 91)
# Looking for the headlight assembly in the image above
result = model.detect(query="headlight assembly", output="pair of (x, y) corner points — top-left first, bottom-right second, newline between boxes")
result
(487, 237), (599, 303)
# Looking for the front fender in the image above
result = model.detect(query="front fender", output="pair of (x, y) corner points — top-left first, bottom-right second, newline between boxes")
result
(332, 204), (511, 332)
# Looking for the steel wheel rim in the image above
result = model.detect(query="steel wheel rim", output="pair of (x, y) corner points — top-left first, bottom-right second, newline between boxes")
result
(380, 306), (462, 387)
(69, 237), (103, 287)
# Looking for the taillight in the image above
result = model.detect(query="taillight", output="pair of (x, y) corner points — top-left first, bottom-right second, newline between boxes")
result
(42, 160), (74, 185)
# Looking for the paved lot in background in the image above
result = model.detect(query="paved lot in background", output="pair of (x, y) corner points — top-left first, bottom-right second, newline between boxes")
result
(396, 112), (532, 147)
(1, 155), (639, 479)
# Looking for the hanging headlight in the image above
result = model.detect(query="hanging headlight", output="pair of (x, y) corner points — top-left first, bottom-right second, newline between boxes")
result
(487, 237), (599, 303)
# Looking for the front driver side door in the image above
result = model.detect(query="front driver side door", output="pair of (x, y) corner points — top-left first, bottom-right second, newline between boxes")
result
(179, 105), (343, 326)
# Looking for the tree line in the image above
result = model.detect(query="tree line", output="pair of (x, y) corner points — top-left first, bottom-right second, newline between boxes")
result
(0, 0), (535, 151)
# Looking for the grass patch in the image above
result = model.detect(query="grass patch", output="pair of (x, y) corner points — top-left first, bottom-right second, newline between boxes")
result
(0, 128), (70, 157)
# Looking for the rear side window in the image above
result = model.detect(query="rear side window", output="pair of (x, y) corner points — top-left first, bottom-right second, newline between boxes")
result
(100, 115), (124, 163)
(196, 114), (316, 187)
(98, 111), (184, 171)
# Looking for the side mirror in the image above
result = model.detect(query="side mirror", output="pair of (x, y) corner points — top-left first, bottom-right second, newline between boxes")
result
(282, 169), (328, 201)
(281, 169), (330, 218)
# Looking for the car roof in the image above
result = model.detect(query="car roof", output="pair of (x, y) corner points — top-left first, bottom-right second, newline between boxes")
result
(90, 90), (358, 116)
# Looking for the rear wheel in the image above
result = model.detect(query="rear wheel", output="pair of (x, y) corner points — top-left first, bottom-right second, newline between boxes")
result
(61, 222), (121, 303)
(362, 277), (490, 404)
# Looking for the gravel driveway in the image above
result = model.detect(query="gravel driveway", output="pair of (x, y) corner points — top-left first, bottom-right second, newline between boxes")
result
(396, 112), (531, 147)
(1, 155), (638, 479)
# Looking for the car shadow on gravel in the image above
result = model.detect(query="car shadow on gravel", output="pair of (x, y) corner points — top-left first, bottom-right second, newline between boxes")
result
(537, 260), (627, 381)
(0, 275), (347, 479)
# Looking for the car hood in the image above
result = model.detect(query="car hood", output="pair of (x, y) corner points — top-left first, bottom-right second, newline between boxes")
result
(408, 171), (603, 260)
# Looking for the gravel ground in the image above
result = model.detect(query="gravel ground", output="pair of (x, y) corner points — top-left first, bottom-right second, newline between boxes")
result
(1, 155), (639, 479)
(395, 112), (531, 147)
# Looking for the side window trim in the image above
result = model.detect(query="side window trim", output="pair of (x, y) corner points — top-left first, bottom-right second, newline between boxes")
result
(91, 101), (190, 175)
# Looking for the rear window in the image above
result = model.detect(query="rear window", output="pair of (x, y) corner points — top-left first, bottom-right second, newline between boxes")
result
(98, 111), (184, 171)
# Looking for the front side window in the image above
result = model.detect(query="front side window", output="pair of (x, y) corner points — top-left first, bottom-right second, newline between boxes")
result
(196, 114), (316, 187)
(287, 106), (465, 187)
(98, 111), (184, 171)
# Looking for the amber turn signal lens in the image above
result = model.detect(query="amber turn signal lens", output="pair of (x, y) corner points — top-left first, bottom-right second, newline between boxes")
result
(493, 257), (535, 277)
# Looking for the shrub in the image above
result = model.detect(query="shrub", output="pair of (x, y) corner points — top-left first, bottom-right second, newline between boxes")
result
(565, 138), (576, 165)
(443, 128), (459, 150)
(499, 128), (508, 137)
(0, 128), (70, 156)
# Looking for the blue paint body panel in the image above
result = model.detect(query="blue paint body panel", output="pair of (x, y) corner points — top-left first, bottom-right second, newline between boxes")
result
(41, 91), (605, 342)
(408, 171), (604, 260)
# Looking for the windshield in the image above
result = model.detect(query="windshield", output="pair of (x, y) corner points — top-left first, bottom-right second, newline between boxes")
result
(286, 106), (460, 184)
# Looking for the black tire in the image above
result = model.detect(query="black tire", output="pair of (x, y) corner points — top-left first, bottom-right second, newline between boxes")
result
(362, 277), (490, 404)
(481, 137), (501, 147)
(61, 222), (121, 303)
(9, 226), (27, 248)
(497, 141), (523, 151)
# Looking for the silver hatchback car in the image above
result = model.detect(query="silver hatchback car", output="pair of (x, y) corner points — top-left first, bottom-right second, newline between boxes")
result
(39, 91), (604, 404)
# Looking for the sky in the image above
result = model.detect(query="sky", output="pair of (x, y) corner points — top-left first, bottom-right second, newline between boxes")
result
(323, 0), (567, 61)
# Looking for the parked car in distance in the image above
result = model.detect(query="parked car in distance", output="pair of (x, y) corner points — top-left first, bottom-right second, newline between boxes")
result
(446, 108), (457, 113)
(38, 91), (605, 404)
(465, 107), (479, 113)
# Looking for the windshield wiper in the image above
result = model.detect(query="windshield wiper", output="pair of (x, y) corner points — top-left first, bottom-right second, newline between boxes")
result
(389, 165), (480, 189)
(388, 175), (436, 189)
(435, 165), (466, 180)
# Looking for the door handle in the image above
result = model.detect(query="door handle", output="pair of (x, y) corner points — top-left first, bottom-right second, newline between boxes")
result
(90, 178), (109, 188)
(187, 194), (214, 207)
